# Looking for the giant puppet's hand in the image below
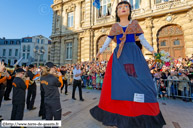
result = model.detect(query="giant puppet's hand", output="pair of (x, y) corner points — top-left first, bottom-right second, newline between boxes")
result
(96, 52), (101, 60)
(152, 51), (157, 56)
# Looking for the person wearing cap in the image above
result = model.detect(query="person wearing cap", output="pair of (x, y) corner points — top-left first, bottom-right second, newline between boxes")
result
(11, 68), (29, 120)
(0, 64), (11, 121)
(26, 64), (40, 110)
(72, 64), (84, 101)
(40, 62), (63, 121)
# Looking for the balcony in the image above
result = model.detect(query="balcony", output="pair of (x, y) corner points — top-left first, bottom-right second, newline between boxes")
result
(155, 0), (186, 10)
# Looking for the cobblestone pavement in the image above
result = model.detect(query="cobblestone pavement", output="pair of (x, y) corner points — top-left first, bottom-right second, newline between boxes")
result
(0, 82), (193, 128)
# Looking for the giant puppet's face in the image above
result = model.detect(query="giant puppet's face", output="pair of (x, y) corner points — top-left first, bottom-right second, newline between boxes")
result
(117, 3), (130, 19)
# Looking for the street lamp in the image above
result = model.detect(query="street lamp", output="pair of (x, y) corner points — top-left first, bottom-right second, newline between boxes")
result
(33, 46), (45, 67)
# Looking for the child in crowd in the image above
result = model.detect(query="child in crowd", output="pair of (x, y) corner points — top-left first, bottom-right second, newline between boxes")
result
(96, 71), (101, 90)
(160, 80), (167, 100)
(92, 72), (96, 89)
(189, 78), (193, 102)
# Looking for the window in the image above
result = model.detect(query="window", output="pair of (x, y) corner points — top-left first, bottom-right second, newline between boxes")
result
(27, 53), (30, 59)
(8, 60), (11, 66)
(4, 41), (8, 44)
(128, 0), (140, 10)
(174, 40), (180, 45)
(81, 2), (85, 21)
(40, 54), (43, 61)
(48, 55), (50, 61)
(41, 39), (44, 44)
(15, 49), (18, 56)
(3, 49), (6, 56)
(98, 0), (111, 17)
(10, 41), (14, 44)
(27, 45), (30, 52)
(14, 60), (17, 64)
(160, 41), (166, 46)
(156, 0), (169, 4)
(67, 12), (74, 27)
(9, 49), (12, 56)
(37, 39), (40, 44)
(23, 45), (26, 52)
(23, 53), (25, 59)
(66, 43), (72, 60)
(16, 41), (20, 44)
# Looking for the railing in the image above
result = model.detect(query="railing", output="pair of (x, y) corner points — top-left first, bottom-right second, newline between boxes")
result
(155, 0), (185, 10)
(155, 79), (193, 100)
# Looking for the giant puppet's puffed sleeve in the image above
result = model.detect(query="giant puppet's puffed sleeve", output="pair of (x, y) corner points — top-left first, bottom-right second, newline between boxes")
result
(139, 34), (154, 52)
(132, 20), (154, 52)
(99, 23), (120, 54)
(99, 37), (112, 53)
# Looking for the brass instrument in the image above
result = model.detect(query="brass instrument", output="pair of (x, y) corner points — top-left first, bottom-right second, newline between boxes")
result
(0, 67), (15, 77)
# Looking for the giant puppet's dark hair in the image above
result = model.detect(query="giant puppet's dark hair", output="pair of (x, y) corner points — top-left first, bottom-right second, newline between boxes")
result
(115, 1), (132, 22)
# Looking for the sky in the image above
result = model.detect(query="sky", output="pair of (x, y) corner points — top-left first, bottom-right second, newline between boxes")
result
(0, 0), (53, 39)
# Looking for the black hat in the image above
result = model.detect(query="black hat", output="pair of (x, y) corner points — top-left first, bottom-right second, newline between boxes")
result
(4, 63), (7, 66)
(15, 68), (25, 73)
(29, 64), (34, 68)
(45, 62), (55, 68)
(15, 65), (20, 68)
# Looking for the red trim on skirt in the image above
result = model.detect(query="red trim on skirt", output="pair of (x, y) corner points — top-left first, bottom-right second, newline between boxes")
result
(98, 54), (160, 117)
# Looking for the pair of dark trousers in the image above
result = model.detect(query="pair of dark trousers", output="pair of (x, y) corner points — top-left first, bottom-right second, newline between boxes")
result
(45, 101), (61, 128)
(0, 90), (5, 107)
(11, 104), (25, 120)
(39, 91), (46, 119)
(26, 86), (36, 109)
(72, 80), (83, 99)
(4, 82), (12, 100)
(61, 80), (68, 94)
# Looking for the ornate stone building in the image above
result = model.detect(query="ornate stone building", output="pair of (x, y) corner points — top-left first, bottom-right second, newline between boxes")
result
(50, 0), (193, 65)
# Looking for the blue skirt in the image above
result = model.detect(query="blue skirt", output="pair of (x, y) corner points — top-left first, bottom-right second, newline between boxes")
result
(111, 42), (157, 102)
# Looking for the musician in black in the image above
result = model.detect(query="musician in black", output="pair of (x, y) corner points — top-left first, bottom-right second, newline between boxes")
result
(4, 65), (20, 101)
(40, 62), (63, 121)
(11, 68), (29, 120)
(26, 64), (39, 110)
(0, 66), (10, 121)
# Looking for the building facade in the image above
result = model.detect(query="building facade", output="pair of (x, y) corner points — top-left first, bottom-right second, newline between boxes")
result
(20, 35), (51, 66)
(0, 38), (21, 66)
(0, 35), (51, 66)
(51, 0), (193, 65)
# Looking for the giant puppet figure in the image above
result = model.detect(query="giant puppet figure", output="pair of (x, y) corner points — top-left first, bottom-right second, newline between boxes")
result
(90, 1), (166, 128)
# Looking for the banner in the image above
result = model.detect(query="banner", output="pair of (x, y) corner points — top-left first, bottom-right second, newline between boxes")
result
(14, 57), (23, 66)
(93, 0), (101, 10)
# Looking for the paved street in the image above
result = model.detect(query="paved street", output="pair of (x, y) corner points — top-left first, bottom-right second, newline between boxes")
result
(0, 82), (193, 128)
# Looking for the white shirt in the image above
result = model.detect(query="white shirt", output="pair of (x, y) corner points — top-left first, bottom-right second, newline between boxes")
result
(73, 68), (81, 80)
